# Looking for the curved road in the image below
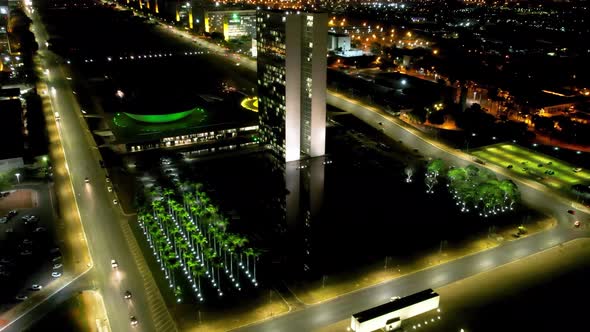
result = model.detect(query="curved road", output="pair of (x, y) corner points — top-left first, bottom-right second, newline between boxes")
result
(233, 81), (590, 332)
(21, 2), (590, 332)
(113, 5), (590, 331)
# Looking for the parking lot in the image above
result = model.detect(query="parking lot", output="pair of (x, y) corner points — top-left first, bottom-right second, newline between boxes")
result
(0, 185), (64, 310)
(471, 143), (590, 191)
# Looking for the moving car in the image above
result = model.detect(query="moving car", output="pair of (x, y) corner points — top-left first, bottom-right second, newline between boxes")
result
(31, 284), (43, 291)
(0, 217), (7, 224)
(124, 290), (132, 299)
(15, 295), (28, 301)
(111, 259), (118, 268)
(574, 220), (581, 228)
(130, 316), (138, 327)
(52, 272), (62, 278)
(85, 177), (90, 183)
(568, 210), (576, 215)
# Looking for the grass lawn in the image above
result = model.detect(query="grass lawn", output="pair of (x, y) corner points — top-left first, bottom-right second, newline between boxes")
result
(471, 143), (590, 191)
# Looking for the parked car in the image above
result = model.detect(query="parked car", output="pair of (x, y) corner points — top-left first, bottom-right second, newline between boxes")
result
(568, 210), (576, 215)
(113, 199), (118, 205)
(53, 263), (63, 269)
(52, 272), (62, 278)
(0, 217), (7, 224)
(31, 284), (43, 291)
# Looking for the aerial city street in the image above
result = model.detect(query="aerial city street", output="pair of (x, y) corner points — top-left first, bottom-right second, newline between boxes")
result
(0, 0), (589, 331)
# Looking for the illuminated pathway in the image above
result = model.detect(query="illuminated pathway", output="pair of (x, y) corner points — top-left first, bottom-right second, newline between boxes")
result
(141, 11), (590, 332)
(3, 5), (177, 332)
(53, 3), (590, 332)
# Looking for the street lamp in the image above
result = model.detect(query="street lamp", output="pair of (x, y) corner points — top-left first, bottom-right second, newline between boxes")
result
(15, 173), (21, 184)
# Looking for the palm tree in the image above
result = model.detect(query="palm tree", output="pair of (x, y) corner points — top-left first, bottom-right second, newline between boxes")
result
(169, 226), (181, 256)
(162, 188), (174, 207)
(194, 265), (206, 301)
(232, 235), (248, 267)
(186, 253), (199, 279)
(194, 182), (204, 194)
(252, 248), (261, 285)
(157, 213), (170, 238)
(196, 233), (208, 263)
(203, 247), (217, 285)
(185, 222), (198, 247)
(226, 234), (239, 278)
(182, 190), (194, 211)
(244, 247), (255, 275)
(189, 205), (200, 229)
(167, 257), (181, 289)
(178, 239), (190, 266)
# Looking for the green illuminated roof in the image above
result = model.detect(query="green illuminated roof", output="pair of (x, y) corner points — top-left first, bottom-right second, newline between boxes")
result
(124, 109), (195, 123)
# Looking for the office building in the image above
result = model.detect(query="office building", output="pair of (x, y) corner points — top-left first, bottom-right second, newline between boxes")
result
(256, 10), (327, 162)
(205, 10), (256, 40)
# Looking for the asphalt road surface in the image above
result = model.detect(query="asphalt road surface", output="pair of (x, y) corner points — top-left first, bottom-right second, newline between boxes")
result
(118, 7), (590, 332)
(232, 94), (590, 332)
(23, 3), (590, 332)
(25, 8), (176, 332)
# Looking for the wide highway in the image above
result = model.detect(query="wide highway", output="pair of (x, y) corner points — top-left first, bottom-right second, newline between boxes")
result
(24, 5), (176, 332)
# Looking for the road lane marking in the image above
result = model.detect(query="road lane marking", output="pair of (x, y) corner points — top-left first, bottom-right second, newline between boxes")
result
(0, 270), (91, 332)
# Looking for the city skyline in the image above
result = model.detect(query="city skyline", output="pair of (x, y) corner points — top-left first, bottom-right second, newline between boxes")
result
(1, 0), (589, 332)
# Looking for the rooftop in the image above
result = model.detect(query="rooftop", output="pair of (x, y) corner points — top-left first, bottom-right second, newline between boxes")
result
(108, 94), (257, 144)
(353, 289), (439, 323)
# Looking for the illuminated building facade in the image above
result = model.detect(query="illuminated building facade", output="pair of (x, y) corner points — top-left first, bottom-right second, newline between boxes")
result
(256, 10), (327, 162)
(204, 10), (256, 40)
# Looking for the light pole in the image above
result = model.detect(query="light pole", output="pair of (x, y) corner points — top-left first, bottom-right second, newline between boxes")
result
(15, 173), (21, 184)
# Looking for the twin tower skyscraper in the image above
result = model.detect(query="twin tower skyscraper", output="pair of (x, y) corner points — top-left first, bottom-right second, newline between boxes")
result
(256, 10), (328, 163)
